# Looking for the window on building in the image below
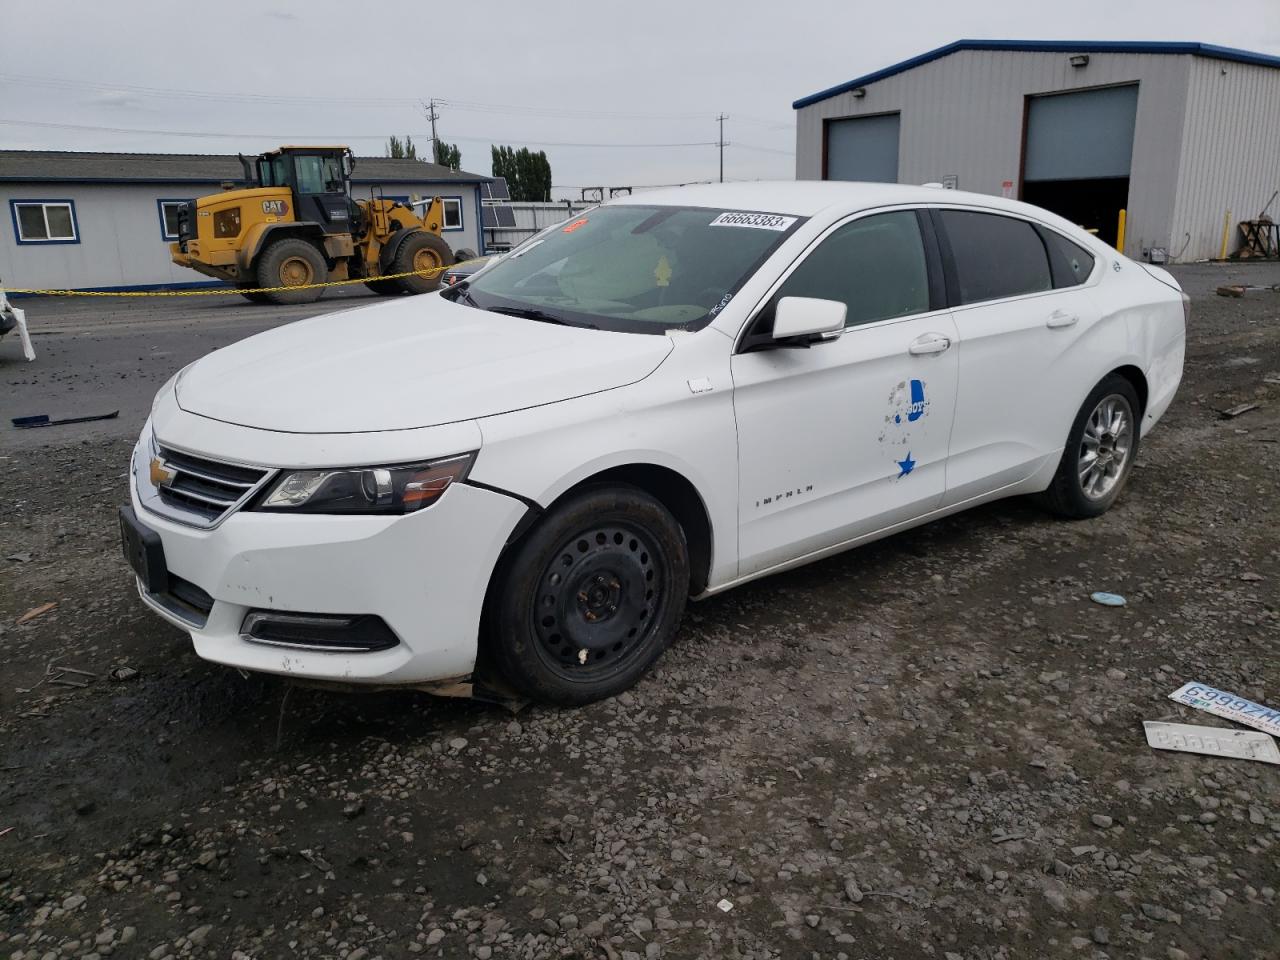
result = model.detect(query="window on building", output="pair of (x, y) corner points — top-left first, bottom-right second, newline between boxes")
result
(1039, 227), (1096, 288)
(12, 200), (78, 244)
(157, 200), (191, 241)
(939, 210), (1051, 304)
(442, 197), (463, 230)
(769, 210), (929, 328)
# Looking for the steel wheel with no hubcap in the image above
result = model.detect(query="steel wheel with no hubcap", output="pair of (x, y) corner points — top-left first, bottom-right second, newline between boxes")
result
(1079, 394), (1133, 500)
(279, 256), (314, 287)
(533, 524), (664, 678)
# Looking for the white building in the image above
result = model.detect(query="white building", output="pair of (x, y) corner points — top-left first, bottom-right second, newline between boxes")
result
(793, 40), (1280, 261)
(0, 151), (490, 291)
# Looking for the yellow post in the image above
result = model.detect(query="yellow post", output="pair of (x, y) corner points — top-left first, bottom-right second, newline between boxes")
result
(1115, 208), (1127, 252)
(1220, 210), (1232, 260)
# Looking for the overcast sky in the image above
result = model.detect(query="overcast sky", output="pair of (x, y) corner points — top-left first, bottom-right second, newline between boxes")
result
(2, 0), (1278, 198)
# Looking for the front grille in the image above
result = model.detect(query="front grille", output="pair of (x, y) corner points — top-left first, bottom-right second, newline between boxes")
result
(156, 445), (269, 525)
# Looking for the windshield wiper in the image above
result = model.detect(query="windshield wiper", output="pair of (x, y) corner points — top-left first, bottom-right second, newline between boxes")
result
(486, 306), (598, 330)
(451, 283), (479, 307)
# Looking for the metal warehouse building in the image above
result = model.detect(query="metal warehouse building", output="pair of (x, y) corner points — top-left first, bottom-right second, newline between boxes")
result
(0, 151), (490, 291)
(793, 40), (1280, 262)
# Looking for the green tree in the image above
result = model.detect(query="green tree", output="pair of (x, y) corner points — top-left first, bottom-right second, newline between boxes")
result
(491, 144), (552, 201)
(433, 140), (462, 170)
(386, 135), (418, 160)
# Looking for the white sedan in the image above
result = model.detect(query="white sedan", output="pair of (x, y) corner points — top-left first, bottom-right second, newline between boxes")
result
(122, 182), (1186, 705)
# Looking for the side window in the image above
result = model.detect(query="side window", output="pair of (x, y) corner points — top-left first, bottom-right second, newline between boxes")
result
(1040, 228), (1096, 288)
(11, 200), (78, 244)
(157, 200), (191, 241)
(442, 198), (463, 230)
(770, 210), (929, 328)
(939, 210), (1051, 304)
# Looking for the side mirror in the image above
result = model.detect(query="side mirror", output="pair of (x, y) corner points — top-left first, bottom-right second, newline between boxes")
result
(772, 296), (847, 341)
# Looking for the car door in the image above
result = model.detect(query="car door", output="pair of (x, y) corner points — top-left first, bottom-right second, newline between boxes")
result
(932, 208), (1101, 506)
(730, 208), (960, 578)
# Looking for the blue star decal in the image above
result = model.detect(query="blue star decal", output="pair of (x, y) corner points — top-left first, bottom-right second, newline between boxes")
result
(896, 451), (916, 477)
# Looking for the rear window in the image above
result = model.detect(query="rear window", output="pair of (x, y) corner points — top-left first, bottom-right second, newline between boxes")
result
(1040, 228), (1096, 288)
(940, 210), (1052, 305)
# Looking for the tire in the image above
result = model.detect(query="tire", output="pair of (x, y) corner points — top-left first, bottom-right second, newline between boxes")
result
(255, 238), (327, 305)
(237, 285), (272, 304)
(363, 279), (401, 296)
(1039, 374), (1141, 519)
(485, 485), (690, 706)
(389, 231), (452, 295)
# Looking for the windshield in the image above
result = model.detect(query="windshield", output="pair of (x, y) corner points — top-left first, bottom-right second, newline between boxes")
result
(456, 204), (805, 333)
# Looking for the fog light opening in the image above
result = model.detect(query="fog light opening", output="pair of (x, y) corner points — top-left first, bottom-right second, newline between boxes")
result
(240, 611), (400, 653)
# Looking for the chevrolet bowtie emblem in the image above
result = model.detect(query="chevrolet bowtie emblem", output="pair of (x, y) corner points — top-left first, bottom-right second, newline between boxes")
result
(149, 457), (175, 488)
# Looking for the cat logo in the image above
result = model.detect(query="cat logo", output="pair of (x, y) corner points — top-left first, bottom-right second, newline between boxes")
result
(149, 456), (176, 489)
(261, 199), (289, 216)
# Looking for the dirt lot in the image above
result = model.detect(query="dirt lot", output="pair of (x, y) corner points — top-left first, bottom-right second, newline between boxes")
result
(1, 266), (1277, 960)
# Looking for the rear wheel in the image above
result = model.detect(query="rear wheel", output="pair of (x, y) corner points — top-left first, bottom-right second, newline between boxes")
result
(255, 238), (327, 305)
(390, 231), (452, 295)
(485, 486), (689, 705)
(1039, 374), (1141, 519)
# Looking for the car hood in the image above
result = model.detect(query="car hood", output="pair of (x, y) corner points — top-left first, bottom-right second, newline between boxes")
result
(176, 294), (674, 433)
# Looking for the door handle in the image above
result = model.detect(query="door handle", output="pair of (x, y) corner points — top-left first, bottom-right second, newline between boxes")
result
(908, 333), (952, 356)
(1046, 310), (1079, 329)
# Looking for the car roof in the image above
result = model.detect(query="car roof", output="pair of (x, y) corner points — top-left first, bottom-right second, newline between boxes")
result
(610, 180), (1034, 218)
(607, 180), (1108, 251)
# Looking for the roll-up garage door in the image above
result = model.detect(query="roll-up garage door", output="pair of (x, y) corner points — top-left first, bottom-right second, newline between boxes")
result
(1021, 84), (1137, 248)
(825, 113), (900, 183)
(1024, 84), (1138, 181)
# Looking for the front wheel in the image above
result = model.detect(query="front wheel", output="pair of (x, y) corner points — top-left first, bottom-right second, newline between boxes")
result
(1039, 374), (1141, 519)
(255, 238), (327, 305)
(485, 486), (689, 705)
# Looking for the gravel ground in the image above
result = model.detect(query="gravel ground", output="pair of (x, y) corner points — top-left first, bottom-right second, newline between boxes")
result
(1, 263), (1277, 960)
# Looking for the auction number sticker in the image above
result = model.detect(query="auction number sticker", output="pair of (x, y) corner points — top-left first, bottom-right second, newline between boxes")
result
(709, 212), (797, 231)
(1169, 682), (1280, 738)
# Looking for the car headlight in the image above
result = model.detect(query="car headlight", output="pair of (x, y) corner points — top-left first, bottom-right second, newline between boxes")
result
(254, 453), (475, 515)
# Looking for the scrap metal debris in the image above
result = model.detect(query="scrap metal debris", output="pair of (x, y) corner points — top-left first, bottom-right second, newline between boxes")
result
(716, 898), (734, 912)
(1144, 721), (1280, 765)
(108, 666), (140, 682)
(12, 410), (120, 429)
(1169, 681), (1280, 737)
(1220, 402), (1260, 419)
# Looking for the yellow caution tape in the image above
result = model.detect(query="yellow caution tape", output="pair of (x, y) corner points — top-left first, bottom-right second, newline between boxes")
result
(3, 258), (487, 298)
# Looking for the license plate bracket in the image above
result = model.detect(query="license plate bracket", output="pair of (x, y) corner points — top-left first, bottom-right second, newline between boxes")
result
(119, 505), (169, 594)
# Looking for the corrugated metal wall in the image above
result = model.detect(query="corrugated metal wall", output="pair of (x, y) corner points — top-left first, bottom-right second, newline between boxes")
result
(484, 200), (593, 249)
(795, 50), (1192, 259)
(1171, 58), (1280, 260)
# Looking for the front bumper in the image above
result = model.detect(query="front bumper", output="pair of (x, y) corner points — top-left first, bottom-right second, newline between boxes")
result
(128, 435), (525, 687)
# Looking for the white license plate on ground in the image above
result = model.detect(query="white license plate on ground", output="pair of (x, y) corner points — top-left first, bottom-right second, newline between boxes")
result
(1168, 682), (1280, 737)
(1144, 721), (1280, 765)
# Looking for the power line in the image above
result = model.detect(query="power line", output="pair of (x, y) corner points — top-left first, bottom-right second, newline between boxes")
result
(0, 117), (722, 149)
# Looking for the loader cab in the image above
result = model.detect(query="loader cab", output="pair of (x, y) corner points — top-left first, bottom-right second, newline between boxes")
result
(249, 146), (354, 235)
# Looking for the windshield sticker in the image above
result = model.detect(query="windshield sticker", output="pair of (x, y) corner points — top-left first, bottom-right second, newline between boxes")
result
(709, 212), (797, 231)
(562, 218), (589, 234)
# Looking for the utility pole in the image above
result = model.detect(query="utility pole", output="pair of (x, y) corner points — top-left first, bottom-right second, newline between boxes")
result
(716, 113), (728, 183)
(425, 98), (440, 161)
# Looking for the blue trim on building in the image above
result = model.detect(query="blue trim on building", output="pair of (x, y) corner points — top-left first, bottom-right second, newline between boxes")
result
(10, 198), (80, 245)
(792, 39), (1280, 108)
(156, 197), (193, 241)
(475, 190), (487, 256)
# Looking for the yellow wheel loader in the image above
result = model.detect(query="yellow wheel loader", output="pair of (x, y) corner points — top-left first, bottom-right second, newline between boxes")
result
(170, 146), (456, 304)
